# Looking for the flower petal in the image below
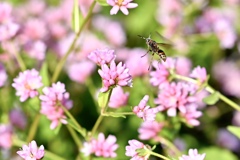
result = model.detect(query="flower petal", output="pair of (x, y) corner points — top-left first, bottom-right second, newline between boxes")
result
(110, 5), (120, 15)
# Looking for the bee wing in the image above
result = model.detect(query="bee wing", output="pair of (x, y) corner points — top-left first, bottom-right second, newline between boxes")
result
(155, 31), (173, 44)
(157, 42), (173, 49)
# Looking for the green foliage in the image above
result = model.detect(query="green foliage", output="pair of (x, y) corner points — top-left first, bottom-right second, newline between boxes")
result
(227, 126), (240, 139)
(201, 147), (238, 160)
(203, 91), (220, 105)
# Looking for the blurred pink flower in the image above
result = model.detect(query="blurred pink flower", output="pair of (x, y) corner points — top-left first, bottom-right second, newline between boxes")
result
(67, 61), (96, 84)
(138, 121), (164, 140)
(107, 0), (138, 15)
(0, 63), (7, 87)
(175, 57), (192, 76)
(0, 2), (12, 23)
(156, 0), (182, 37)
(155, 82), (197, 117)
(12, 69), (43, 102)
(17, 140), (45, 160)
(22, 18), (47, 41)
(39, 82), (73, 129)
(125, 48), (149, 77)
(213, 60), (240, 98)
(98, 61), (132, 92)
(9, 108), (27, 129)
(213, 18), (236, 49)
(125, 139), (150, 160)
(93, 16), (126, 47)
(25, 0), (46, 16)
(81, 133), (119, 158)
(179, 148), (206, 160)
(133, 95), (158, 121)
(88, 48), (116, 66)
(194, 90), (209, 109)
(0, 21), (19, 42)
(24, 40), (46, 60)
(0, 124), (13, 149)
(109, 86), (129, 108)
(150, 58), (176, 88)
(190, 66), (207, 83)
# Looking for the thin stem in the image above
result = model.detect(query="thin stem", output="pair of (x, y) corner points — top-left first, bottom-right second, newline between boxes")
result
(102, 111), (134, 117)
(66, 125), (82, 148)
(173, 73), (240, 111)
(158, 137), (182, 157)
(26, 113), (41, 142)
(149, 151), (171, 160)
(14, 51), (26, 71)
(60, 104), (86, 137)
(51, 1), (96, 83)
(91, 114), (104, 136)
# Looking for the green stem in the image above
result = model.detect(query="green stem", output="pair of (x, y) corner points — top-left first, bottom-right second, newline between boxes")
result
(91, 114), (104, 136)
(158, 137), (181, 157)
(102, 111), (134, 117)
(60, 104), (86, 137)
(66, 125), (82, 148)
(51, 1), (96, 83)
(14, 51), (26, 71)
(173, 74), (240, 111)
(149, 151), (171, 160)
(26, 113), (41, 142)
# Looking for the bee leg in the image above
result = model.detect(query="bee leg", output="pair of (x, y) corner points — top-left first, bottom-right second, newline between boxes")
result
(148, 52), (154, 71)
(141, 50), (150, 58)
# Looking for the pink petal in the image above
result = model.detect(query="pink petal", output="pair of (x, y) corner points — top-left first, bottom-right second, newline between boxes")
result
(107, 0), (116, 6)
(110, 5), (120, 15)
(126, 3), (138, 8)
(120, 6), (129, 15)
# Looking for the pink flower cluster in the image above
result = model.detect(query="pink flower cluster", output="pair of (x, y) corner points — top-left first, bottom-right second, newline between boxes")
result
(17, 140), (45, 160)
(98, 61), (132, 92)
(155, 82), (202, 126)
(12, 69), (43, 102)
(0, 2), (19, 42)
(39, 82), (73, 129)
(81, 133), (119, 158)
(138, 121), (164, 140)
(179, 148), (206, 160)
(88, 49), (116, 66)
(109, 86), (129, 108)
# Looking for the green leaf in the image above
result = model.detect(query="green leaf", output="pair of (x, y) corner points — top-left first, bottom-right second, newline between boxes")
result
(201, 147), (238, 160)
(203, 91), (220, 105)
(39, 62), (50, 86)
(71, 0), (82, 33)
(53, 123), (62, 134)
(95, 0), (109, 6)
(227, 126), (240, 139)
(98, 89), (112, 108)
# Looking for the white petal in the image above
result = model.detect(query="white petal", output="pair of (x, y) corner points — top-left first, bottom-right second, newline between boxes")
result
(110, 5), (120, 15)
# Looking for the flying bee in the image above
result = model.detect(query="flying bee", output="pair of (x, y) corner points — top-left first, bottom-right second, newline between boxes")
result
(138, 32), (172, 70)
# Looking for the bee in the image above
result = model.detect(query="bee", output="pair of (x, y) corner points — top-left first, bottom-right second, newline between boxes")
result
(138, 32), (172, 70)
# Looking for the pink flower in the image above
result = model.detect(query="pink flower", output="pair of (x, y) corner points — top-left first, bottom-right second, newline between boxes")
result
(88, 48), (116, 66)
(179, 148), (206, 160)
(190, 66), (207, 83)
(155, 82), (197, 117)
(98, 61), (132, 92)
(0, 2), (12, 23)
(109, 86), (129, 108)
(180, 104), (202, 126)
(125, 139), (150, 160)
(39, 82), (73, 129)
(138, 121), (164, 140)
(67, 61), (95, 84)
(0, 124), (13, 149)
(175, 57), (192, 76)
(17, 140), (45, 160)
(81, 133), (119, 158)
(0, 63), (7, 87)
(107, 0), (138, 15)
(12, 69), (43, 102)
(150, 58), (176, 88)
(24, 40), (46, 60)
(133, 95), (158, 121)
(0, 21), (19, 42)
